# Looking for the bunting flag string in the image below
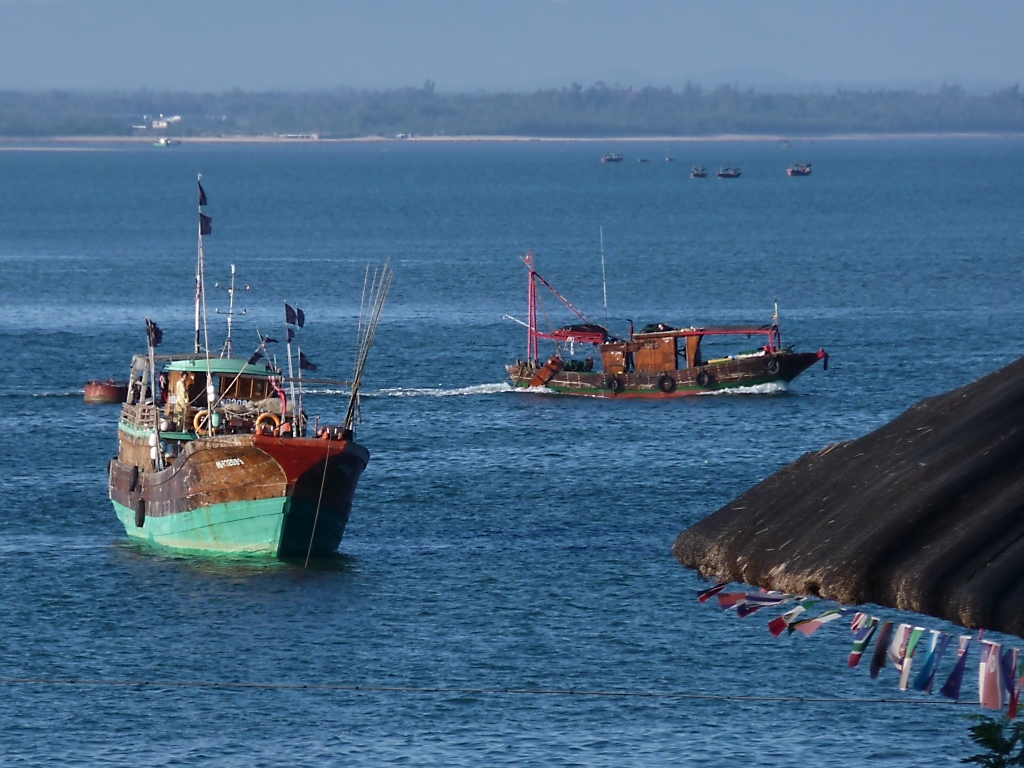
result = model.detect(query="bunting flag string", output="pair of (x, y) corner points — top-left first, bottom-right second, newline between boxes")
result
(694, 582), (1022, 716)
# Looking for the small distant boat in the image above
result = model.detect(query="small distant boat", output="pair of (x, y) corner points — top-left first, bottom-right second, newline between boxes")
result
(665, 157), (676, 162)
(691, 166), (707, 178)
(717, 167), (742, 179)
(154, 137), (181, 147)
(601, 153), (623, 163)
(85, 378), (129, 404)
(787, 163), (812, 177)
(638, 158), (649, 163)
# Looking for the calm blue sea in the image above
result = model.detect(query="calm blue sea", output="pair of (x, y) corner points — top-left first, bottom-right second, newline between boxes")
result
(1, 137), (1023, 766)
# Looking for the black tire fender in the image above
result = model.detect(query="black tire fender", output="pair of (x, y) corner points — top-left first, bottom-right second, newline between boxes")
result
(767, 358), (781, 375)
(695, 370), (710, 388)
(608, 377), (624, 394)
(128, 465), (140, 492)
(658, 374), (676, 393)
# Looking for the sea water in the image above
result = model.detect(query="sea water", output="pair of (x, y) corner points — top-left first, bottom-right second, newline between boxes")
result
(1, 137), (1023, 766)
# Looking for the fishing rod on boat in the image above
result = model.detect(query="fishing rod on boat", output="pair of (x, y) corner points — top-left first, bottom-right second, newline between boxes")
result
(344, 260), (394, 434)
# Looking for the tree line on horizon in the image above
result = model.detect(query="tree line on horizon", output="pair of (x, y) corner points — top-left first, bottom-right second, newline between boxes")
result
(0, 82), (1022, 137)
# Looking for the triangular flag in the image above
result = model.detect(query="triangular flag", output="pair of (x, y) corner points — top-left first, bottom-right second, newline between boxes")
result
(696, 583), (728, 603)
(199, 213), (212, 235)
(899, 627), (927, 691)
(887, 623), (911, 673)
(912, 631), (951, 693)
(849, 617), (879, 668)
(870, 621), (894, 679)
(285, 303), (298, 326)
(1000, 647), (1020, 705)
(939, 635), (972, 702)
(980, 640), (1003, 710)
(198, 181), (208, 206)
(717, 592), (747, 610)
(791, 608), (846, 637)
(768, 604), (808, 638)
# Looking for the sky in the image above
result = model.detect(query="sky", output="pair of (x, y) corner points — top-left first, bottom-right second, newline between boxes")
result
(0, 0), (1021, 93)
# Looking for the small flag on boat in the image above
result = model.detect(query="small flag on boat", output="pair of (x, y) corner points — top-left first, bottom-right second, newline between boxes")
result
(198, 181), (208, 207)
(285, 303), (298, 326)
(696, 583), (728, 603)
(299, 351), (317, 371)
(200, 213), (212, 235)
(297, 307), (305, 328)
(247, 352), (262, 365)
(146, 318), (163, 348)
(287, 327), (295, 343)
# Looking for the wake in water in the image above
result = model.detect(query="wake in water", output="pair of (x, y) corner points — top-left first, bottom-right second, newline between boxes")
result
(699, 381), (789, 396)
(373, 382), (514, 397)
(0, 390), (85, 399)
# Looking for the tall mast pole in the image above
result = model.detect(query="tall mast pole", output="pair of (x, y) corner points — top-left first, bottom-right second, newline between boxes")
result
(526, 251), (538, 362)
(600, 226), (608, 322)
(225, 264), (236, 358)
(195, 173), (205, 353)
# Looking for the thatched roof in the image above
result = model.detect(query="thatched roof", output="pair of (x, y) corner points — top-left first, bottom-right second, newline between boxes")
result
(673, 357), (1024, 637)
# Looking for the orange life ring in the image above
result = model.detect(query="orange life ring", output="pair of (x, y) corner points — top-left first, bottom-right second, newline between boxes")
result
(193, 409), (211, 435)
(255, 412), (281, 435)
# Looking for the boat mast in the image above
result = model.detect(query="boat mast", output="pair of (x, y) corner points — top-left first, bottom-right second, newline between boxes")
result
(216, 264), (249, 358)
(600, 226), (608, 322)
(526, 251), (538, 362)
(196, 174), (207, 353)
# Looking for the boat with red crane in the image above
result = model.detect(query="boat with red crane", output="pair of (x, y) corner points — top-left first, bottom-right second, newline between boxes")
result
(505, 252), (828, 398)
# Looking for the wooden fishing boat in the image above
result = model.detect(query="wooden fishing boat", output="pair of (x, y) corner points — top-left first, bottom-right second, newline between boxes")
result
(84, 378), (128, 404)
(505, 253), (827, 398)
(717, 167), (742, 178)
(108, 177), (393, 559)
(601, 153), (624, 163)
(691, 166), (708, 178)
(787, 163), (812, 177)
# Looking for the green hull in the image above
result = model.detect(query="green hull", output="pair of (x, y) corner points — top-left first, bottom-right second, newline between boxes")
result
(112, 496), (337, 557)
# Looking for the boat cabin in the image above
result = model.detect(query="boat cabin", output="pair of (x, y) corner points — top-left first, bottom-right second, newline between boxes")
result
(123, 353), (294, 442)
(598, 323), (781, 375)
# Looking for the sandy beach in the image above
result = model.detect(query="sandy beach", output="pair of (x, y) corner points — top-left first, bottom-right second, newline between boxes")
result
(0, 131), (1020, 149)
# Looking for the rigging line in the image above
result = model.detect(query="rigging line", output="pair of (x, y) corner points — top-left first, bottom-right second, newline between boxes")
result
(304, 433), (335, 569)
(0, 677), (975, 705)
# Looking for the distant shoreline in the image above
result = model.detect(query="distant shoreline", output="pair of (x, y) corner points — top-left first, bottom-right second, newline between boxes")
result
(0, 131), (1021, 149)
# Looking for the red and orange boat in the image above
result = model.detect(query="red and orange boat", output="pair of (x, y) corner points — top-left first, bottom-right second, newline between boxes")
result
(84, 378), (129, 404)
(506, 253), (827, 398)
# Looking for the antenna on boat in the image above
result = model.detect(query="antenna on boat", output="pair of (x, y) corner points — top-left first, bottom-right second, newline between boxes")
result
(215, 264), (250, 358)
(600, 226), (608, 322)
(344, 260), (394, 434)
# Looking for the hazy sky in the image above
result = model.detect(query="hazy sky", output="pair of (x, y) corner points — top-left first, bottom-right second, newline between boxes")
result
(1, 0), (1021, 93)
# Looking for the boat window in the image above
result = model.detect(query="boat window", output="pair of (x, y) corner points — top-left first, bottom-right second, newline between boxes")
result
(220, 375), (268, 402)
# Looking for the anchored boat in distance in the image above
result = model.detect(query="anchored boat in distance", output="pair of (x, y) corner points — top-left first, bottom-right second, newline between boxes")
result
(505, 253), (827, 398)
